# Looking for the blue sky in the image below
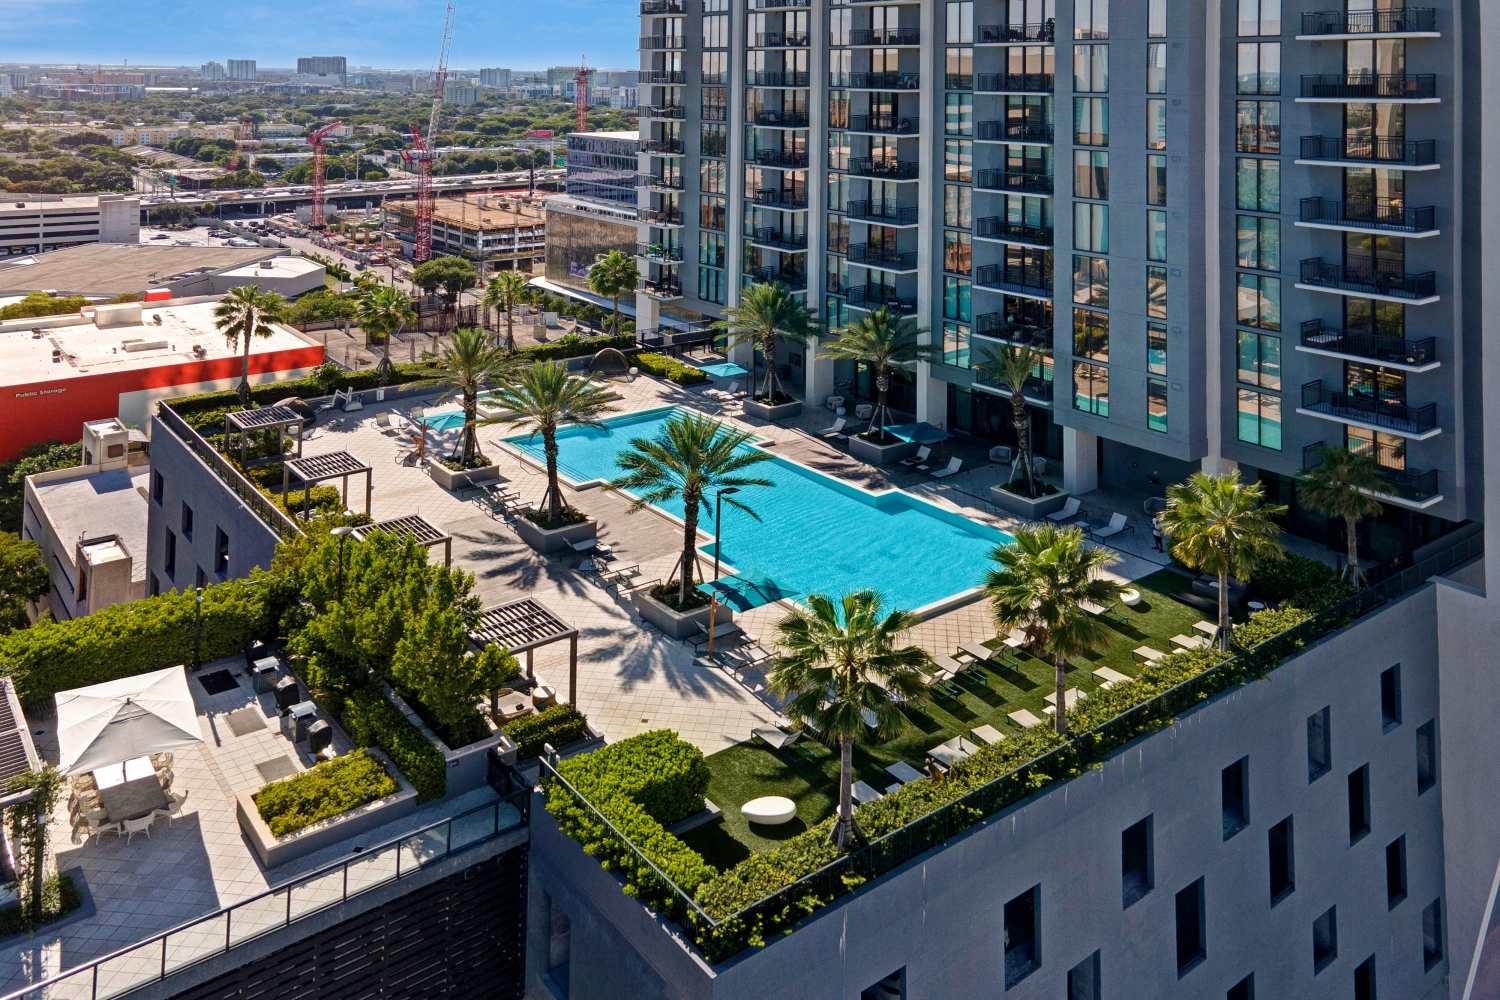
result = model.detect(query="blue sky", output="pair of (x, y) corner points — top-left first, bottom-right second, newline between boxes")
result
(0, 0), (639, 70)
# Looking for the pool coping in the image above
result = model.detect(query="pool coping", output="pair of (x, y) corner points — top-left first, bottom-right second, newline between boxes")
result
(495, 404), (1006, 622)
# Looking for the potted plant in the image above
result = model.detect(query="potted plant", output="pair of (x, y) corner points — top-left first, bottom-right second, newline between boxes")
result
(978, 345), (1069, 518)
(717, 282), (815, 422)
(818, 307), (934, 465)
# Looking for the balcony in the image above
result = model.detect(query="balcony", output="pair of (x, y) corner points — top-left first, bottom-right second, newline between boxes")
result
(1297, 258), (1439, 304)
(701, 139), (727, 158)
(641, 279), (685, 301)
(846, 114), (919, 135)
(851, 28), (921, 46)
(847, 72), (921, 90)
(641, 138), (684, 155)
(1298, 7), (1438, 38)
(750, 227), (809, 251)
(1299, 73), (1437, 102)
(845, 286), (917, 315)
(640, 71), (685, 86)
(1297, 136), (1438, 170)
(1302, 442), (1442, 508)
(753, 148), (809, 169)
(946, 73), (975, 91)
(640, 0), (685, 12)
(975, 314), (1049, 347)
(642, 208), (684, 227)
(976, 21), (1056, 43)
(752, 109), (810, 128)
(638, 174), (685, 192)
(747, 70), (810, 88)
(1297, 196), (1439, 237)
(747, 0), (810, 7)
(845, 201), (919, 226)
(1297, 319), (1438, 372)
(976, 372), (1056, 403)
(977, 120), (1054, 144)
(639, 35), (686, 50)
(642, 104), (685, 120)
(751, 31), (811, 47)
(636, 243), (684, 263)
(847, 157), (920, 181)
(847, 244), (919, 271)
(976, 168), (1052, 196)
(1298, 380), (1440, 439)
(749, 190), (809, 210)
(976, 72), (1055, 94)
(749, 267), (807, 290)
(975, 217), (1052, 247)
(975, 263), (1053, 299)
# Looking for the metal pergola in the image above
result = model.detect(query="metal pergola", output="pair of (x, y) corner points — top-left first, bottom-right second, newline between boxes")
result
(225, 404), (304, 464)
(354, 514), (453, 567)
(469, 598), (580, 705)
(281, 451), (373, 520)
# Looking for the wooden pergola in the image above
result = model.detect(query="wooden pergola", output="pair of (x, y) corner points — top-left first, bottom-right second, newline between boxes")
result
(225, 404), (304, 465)
(354, 514), (453, 567)
(281, 451), (372, 520)
(469, 598), (580, 705)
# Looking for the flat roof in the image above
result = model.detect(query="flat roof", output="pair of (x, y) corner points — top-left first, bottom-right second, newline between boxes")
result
(570, 129), (639, 141)
(0, 194), (134, 212)
(216, 256), (324, 280)
(30, 465), (150, 584)
(389, 195), (545, 230)
(0, 299), (315, 388)
(0, 244), (282, 296)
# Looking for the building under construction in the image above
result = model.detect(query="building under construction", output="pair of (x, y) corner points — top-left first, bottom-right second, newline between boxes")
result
(381, 194), (545, 271)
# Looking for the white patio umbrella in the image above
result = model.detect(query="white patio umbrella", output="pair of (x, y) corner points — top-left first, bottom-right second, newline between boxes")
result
(54, 666), (203, 775)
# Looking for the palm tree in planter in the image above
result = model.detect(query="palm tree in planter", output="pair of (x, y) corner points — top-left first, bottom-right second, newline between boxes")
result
(483, 271), (529, 350)
(587, 250), (640, 337)
(770, 591), (930, 850)
(976, 344), (1047, 497)
(612, 412), (773, 609)
(357, 284), (416, 385)
(816, 307), (934, 440)
(717, 282), (818, 405)
(1161, 471), (1286, 650)
(984, 524), (1122, 736)
(488, 361), (620, 526)
(213, 284), (287, 405)
(435, 327), (516, 469)
(1298, 446), (1385, 585)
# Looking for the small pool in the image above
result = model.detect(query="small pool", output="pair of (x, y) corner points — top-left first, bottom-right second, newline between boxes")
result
(696, 361), (749, 379)
(504, 407), (1012, 612)
(421, 411), (467, 432)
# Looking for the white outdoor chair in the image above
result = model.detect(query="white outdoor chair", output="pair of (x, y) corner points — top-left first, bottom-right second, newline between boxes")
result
(988, 445), (1014, 465)
(158, 790), (189, 827)
(122, 814), (155, 844)
(1091, 512), (1132, 540)
(820, 418), (848, 442)
(1046, 497), (1082, 523)
(899, 445), (932, 469)
(929, 457), (963, 479)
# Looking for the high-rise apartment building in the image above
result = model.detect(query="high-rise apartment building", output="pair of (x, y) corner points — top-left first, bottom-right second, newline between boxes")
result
(480, 66), (513, 88)
(200, 61), (226, 81)
(297, 55), (348, 81)
(226, 58), (257, 81)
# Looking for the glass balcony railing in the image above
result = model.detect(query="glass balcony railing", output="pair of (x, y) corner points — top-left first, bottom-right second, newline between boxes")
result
(850, 28), (922, 45)
(750, 228), (809, 251)
(976, 20), (1056, 42)
(847, 244), (918, 270)
(1299, 257), (1437, 300)
(847, 157), (920, 180)
(641, 279), (685, 299)
(1300, 379), (1438, 435)
(751, 31), (811, 47)
(753, 148), (809, 169)
(639, 173), (684, 190)
(642, 105), (685, 120)
(975, 217), (1053, 245)
(1300, 7), (1437, 35)
(846, 115), (919, 135)
(848, 71), (921, 90)
(1299, 320), (1436, 366)
(976, 72), (1055, 93)
(844, 201), (919, 225)
(752, 109), (810, 127)
(640, 71), (685, 85)
(1300, 73), (1436, 99)
(639, 35), (686, 50)
(747, 70), (810, 87)
(749, 190), (810, 210)
(975, 314), (1049, 347)
(1299, 135), (1437, 166)
(640, 0), (685, 12)
(845, 286), (917, 314)
(976, 168), (1052, 195)
(641, 139), (684, 155)
(977, 120), (1055, 143)
(749, 267), (807, 290)
(636, 243), (684, 263)
(1298, 196), (1436, 234)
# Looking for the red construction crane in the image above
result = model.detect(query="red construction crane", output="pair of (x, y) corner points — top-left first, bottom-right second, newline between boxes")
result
(402, 0), (456, 263)
(574, 55), (593, 133)
(307, 121), (342, 229)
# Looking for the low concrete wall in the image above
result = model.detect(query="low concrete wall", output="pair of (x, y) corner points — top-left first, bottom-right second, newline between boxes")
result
(384, 686), (517, 797)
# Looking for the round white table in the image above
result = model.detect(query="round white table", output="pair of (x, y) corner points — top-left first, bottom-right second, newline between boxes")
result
(741, 795), (797, 826)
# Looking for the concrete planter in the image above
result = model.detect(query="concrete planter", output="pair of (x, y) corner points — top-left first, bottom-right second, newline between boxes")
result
(632, 587), (733, 641)
(514, 513), (597, 555)
(384, 686), (518, 796)
(742, 397), (803, 423)
(427, 459), (501, 493)
(989, 483), (1070, 520)
(848, 434), (917, 467)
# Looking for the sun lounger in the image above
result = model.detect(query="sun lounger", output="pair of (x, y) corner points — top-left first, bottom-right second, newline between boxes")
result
(852, 780), (883, 804)
(694, 620), (746, 651)
(375, 412), (400, 435)
(752, 724), (801, 750)
(1008, 709), (1043, 729)
(1044, 688), (1086, 710)
(1133, 645), (1167, 663)
(1090, 512), (1132, 540)
(927, 736), (978, 770)
(1003, 629), (1028, 649)
(1093, 666), (1132, 688)
(928, 457), (963, 479)
(1193, 620), (1218, 637)
(959, 641), (996, 664)
(1172, 634), (1210, 650)
(1046, 497), (1082, 523)
(971, 724), (1005, 745)
(820, 418), (848, 442)
(899, 445), (932, 469)
(885, 761), (925, 785)
(1080, 600), (1108, 616)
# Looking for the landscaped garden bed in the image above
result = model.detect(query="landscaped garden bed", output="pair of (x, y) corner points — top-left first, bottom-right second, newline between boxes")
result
(251, 749), (398, 838)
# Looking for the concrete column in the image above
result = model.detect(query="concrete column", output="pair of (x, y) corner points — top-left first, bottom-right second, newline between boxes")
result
(1062, 427), (1099, 495)
(634, 291), (660, 335)
(803, 336), (834, 407)
(915, 366), (947, 428)
(1200, 455), (1239, 477)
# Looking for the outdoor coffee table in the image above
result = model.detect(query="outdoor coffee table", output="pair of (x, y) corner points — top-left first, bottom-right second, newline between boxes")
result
(741, 795), (797, 826)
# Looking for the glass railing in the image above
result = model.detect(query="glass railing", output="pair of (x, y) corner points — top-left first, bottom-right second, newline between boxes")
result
(976, 72), (1055, 93)
(1301, 7), (1437, 35)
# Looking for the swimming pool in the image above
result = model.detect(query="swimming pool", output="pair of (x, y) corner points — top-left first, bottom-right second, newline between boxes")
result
(504, 407), (1012, 613)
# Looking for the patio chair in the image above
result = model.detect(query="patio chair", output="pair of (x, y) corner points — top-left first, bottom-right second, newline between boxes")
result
(928, 457), (963, 479)
(899, 445), (932, 469)
(81, 813), (121, 842)
(959, 641), (996, 664)
(395, 448), (420, 467)
(156, 790), (189, 827)
(1046, 497), (1082, 523)
(752, 724), (801, 750)
(820, 418), (848, 443)
(1091, 512), (1132, 540)
(375, 412), (399, 436)
(122, 814), (156, 844)
(988, 445), (1013, 465)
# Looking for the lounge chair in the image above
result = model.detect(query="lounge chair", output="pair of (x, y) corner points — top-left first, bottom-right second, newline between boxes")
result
(1171, 633), (1210, 651)
(928, 457), (963, 479)
(375, 412), (399, 436)
(988, 445), (1014, 465)
(852, 780), (883, 805)
(820, 418), (848, 443)
(1043, 688), (1086, 713)
(1008, 708), (1043, 729)
(1090, 512), (1132, 540)
(1133, 645), (1167, 663)
(971, 724), (1005, 745)
(899, 446), (932, 469)
(752, 724), (801, 750)
(1046, 497), (1082, 523)
(885, 760), (924, 785)
(959, 641), (996, 664)
(395, 448), (420, 467)
(1093, 666), (1132, 689)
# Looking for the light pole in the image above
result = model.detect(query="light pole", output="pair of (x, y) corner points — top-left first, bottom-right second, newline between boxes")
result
(331, 525), (355, 600)
(192, 586), (204, 671)
(712, 487), (740, 583)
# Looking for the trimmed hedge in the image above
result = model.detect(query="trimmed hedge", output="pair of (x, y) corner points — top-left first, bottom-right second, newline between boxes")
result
(340, 685), (447, 803)
(0, 577), (275, 703)
(504, 703), (591, 760)
(558, 729), (710, 825)
(1251, 551), (1340, 606)
(252, 749), (399, 837)
(633, 352), (709, 385)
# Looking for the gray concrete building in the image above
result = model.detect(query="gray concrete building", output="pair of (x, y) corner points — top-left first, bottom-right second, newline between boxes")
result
(0, 194), (140, 257)
(565, 130), (643, 207)
(226, 59), (257, 81)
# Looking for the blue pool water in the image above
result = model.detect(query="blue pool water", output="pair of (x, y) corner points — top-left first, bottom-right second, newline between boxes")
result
(696, 361), (749, 379)
(505, 407), (1012, 612)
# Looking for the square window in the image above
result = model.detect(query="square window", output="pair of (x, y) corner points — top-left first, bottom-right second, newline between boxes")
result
(1004, 886), (1041, 988)
(1222, 757), (1249, 839)
(1355, 955), (1377, 1000)
(860, 969), (905, 1000)
(1380, 665), (1402, 730)
(1176, 879), (1206, 976)
(151, 470), (164, 504)
(1423, 899), (1444, 970)
(1227, 974), (1254, 1000)
(1416, 720), (1437, 794)
(1348, 765), (1372, 844)
(1313, 906), (1338, 973)
(1122, 815), (1153, 908)
(1386, 836), (1407, 909)
(1066, 951), (1101, 1000)
(1307, 707), (1332, 782)
(1268, 815), (1294, 904)
(180, 502), (194, 541)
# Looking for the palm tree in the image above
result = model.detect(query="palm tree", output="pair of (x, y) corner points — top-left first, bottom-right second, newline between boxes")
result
(483, 271), (528, 350)
(435, 327), (515, 468)
(1298, 446), (1385, 585)
(488, 361), (620, 524)
(587, 250), (639, 337)
(717, 282), (818, 403)
(984, 524), (1122, 736)
(356, 284), (416, 385)
(976, 344), (1046, 497)
(1161, 471), (1287, 650)
(817, 308), (933, 440)
(770, 591), (931, 850)
(213, 284), (287, 404)
(612, 412), (773, 607)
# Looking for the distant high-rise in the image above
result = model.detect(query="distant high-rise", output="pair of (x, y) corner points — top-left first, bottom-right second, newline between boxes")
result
(200, 61), (226, 81)
(226, 59), (257, 81)
(479, 67), (511, 88)
(297, 56), (347, 82)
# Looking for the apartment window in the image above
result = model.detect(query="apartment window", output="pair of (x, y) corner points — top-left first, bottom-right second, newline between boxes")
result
(860, 969), (905, 1000)
(1074, 203), (1109, 253)
(163, 529), (176, 578)
(1222, 757), (1249, 839)
(1003, 886), (1041, 988)
(1066, 952), (1101, 1000)
(1073, 255), (1109, 307)
(1237, 274), (1281, 330)
(1355, 956), (1377, 1000)
(1348, 765), (1372, 843)
(945, 139), (972, 183)
(1237, 390), (1282, 451)
(1236, 43), (1281, 95)
(1073, 308), (1109, 362)
(1147, 43), (1167, 93)
(1121, 815), (1153, 907)
(945, 232), (973, 276)
(1146, 154), (1167, 206)
(1227, 975), (1254, 1000)
(1074, 45), (1108, 93)
(1074, 150), (1109, 199)
(1236, 158), (1281, 212)
(1236, 216), (1281, 272)
(1074, 0), (1109, 39)
(942, 323), (971, 368)
(1074, 97), (1109, 146)
(1145, 99), (1166, 149)
(1149, 0), (1167, 37)
(944, 277), (972, 321)
(945, 93), (973, 136)
(1268, 815), (1294, 904)
(180, 502), (194, 541)
(1235, 101), (1280, 153)
(944, 184), (972, 228)
(1238, 0), (1281, 36)
(1147, 210), (1168, 262)
(1380, 665), (1402, 730)
(1073, 362), (1110, 417)
(1175, 879), (1206, 976)
(1147, 266), (1168, 319)
(698, 267), (726, 305)
(1313, 906), (1338, 973)
(1422, 899), (1444, 971)
(946, 1), (973, 43)
(151, 470), (164, 504)
(1416, 720), (1437, 793)
(1236, 331), (1280, 389)
(542, 892), (571, 996)
(1146, 378), (1168, 432)
(1386, 836), (1407, 909)
(1147, 322), (1168, 375)
(214, 527), (229, 576)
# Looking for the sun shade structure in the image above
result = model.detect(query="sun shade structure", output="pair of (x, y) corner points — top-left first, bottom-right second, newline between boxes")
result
(354, 514), (453, 566)
(54, 666), (202, 775)
(469, 598), (580, 705)
(281, 450), (373, 519)
(225, 404), (305, 464)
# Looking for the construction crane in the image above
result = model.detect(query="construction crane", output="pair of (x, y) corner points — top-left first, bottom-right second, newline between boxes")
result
(403, 0), (456, 263)
(574, 55), (593, 133)
(307, 121), (343, 229)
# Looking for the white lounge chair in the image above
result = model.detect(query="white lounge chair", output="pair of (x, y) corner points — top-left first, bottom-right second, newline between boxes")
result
(820, 418), (848, 442)
(1047, 497), (1082, 523)
(1093, 666), (1132, 689)
(899, 445), (932, 469)
(971, 724), (1005, 745)
(929, 457), (963, 479)
(375, 412), (399, 436)
(988, 445), (1014, 465)
(852, 780), (883, 804)
(752, 724), (801, 750)
(1091, 512), (1132, 540)
(1008, 709), (1043, 729)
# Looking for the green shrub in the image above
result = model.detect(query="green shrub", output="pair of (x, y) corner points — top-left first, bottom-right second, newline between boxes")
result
(558, 729), (709, 825)
(0, 576), (276, 703)
(1251, 551), (1339, 605)
(1233, 605), (1314, 650)
(0, 293), (89, 321)
(252, 749), (398, 837)
(634, 352), (708, 385)
(340, 686), (446, 802)
(521, 332), (635, 363)
(504, 704), (591, 759)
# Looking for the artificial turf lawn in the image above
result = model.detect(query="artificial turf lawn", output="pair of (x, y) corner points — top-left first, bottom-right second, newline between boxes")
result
(679, 568), (1215, 868)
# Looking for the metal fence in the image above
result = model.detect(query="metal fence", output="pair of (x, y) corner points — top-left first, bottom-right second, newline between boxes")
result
(157, 404), (302, 543)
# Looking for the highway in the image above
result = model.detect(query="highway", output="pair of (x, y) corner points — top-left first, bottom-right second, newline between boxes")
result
(137, 169), (567, 213)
